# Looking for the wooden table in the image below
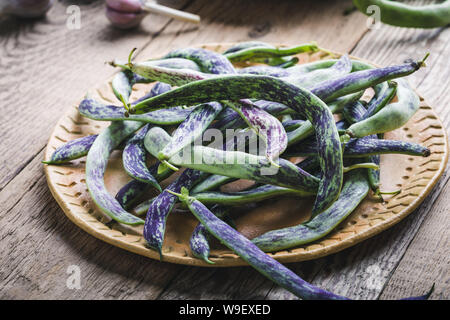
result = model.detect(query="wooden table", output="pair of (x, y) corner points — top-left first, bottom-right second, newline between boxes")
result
(0, 0), (448, 300)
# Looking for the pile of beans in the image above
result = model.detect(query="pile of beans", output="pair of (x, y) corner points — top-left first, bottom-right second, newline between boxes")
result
(44, 42), (434, 300)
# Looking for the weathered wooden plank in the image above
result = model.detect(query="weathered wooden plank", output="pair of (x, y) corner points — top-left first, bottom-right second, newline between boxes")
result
(379, 179), (449, 300)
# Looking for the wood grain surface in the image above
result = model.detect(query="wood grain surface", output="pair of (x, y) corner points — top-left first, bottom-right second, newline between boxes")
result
(0, 0), (448, 300)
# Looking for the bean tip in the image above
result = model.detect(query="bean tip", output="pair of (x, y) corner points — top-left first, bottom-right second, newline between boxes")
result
(423, 148), (431, 157)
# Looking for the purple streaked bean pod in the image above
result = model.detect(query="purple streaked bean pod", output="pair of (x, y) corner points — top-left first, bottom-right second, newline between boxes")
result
(86, 120), (145, 225)
(283, 54), (352, 89)
(143, 168), (206, 256)
(168, 145), (319, 194)
(252, 169), (369, 252)
(190, 174), (237, 194)
(346, 79), (420, 137)
(285, 137), (430, 158)
(311, 57), (426, 103)
(342, 101), (367, 124)
(363, 81), (397, 119)
(84, 82), (171, 225)
(223, 41), (274, 54)
(190, 205), (229, 264)
(175, 183), (432, 300)
(43, 134), (98, 164)
(78, 98), (193, 125)
(192, 184), (310, 206)
(115, 179), (149, 210)
(227, 100), (288, 163)
(123, 124), (161, 191)
(223, 42), (319, 63)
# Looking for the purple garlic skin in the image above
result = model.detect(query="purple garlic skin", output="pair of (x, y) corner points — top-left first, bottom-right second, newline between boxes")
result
(105, 0), (146, 29)
(6, 0), (54, 18)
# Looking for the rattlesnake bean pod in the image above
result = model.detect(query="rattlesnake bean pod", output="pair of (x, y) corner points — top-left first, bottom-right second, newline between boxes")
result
(43, 134), (98, 164)
(252, 169), (369, 251)
(190, 175), (237, 193)
(115, 179), (149, 210)
(238, 65), (290, 77)
(158, 102), (223, 161)
(168, 145), (319, 194)
(223, 43), (319, 63)
(223, 41), (274, 54)
(173, 189), (348, 300)
(84, 82), (171, 225)
(123, 124), (161, 191)
(353, 0), (450, 28)
(190, 205), (229, 264)
(164, 47), (236, 74)
(192, 184), (310, 205)
(86, 120), (145, 225)
(180, 188), (433, 300)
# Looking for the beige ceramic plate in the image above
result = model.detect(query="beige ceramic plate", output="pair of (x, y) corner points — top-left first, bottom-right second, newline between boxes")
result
(44, 43), (448, 267)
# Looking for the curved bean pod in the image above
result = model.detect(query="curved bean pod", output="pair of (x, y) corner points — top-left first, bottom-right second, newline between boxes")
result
(43, 134), (98, 164)
(143, 168), (205, 255)
(238, 65), (290, 77)
(190, 175), (237, 193)
(123, 124), (160, 190)
(192, 184), (310, 205)
(158, 102), (223, 161)
(84, 82), (171, 225)
(115, 179), (149, 210)
(284, 54), (352, 88)
(168, 145), (319, 194)
(252, 169), (369, 251)
(363, 81), (397, 119)
(342, 101), (367, 124)
(129, 75), (342, 215)
(179, 188), (433, 299)
(226, 101), (288, 163)
(223, 41), (274, 54)
(286, 137), (430, 158)
(78, 98), (193, 125)
(346, 79), (420, 138)
(224, 43), (319, 62)
(164, 47), (236, 74)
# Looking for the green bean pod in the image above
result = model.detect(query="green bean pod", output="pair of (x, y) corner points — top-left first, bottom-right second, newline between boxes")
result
(346, 79), (420, 138)
(252, 169), (369, 251)
(129, 75), (343, 216)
